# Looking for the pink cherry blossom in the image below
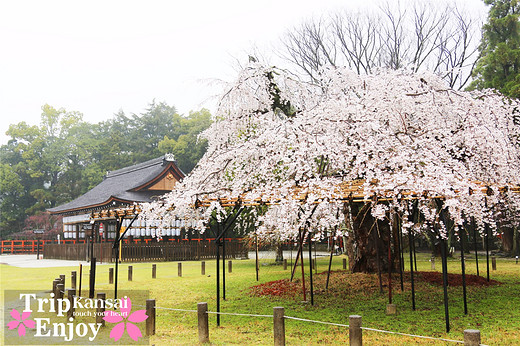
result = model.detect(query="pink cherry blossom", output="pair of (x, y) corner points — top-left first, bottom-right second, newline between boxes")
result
(103, 297), (148, 341)
(139, 65), (520, 242)
(7, 308), (35, 337)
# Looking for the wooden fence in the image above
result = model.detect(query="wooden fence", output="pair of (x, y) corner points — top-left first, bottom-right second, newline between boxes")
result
(43, 239), (247, 262)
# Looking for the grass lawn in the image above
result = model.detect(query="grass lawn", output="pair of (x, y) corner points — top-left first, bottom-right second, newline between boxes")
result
(1, 252), (519, 345)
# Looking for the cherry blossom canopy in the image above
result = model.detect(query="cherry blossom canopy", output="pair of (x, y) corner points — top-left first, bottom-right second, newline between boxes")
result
(138, 65), (520, 239)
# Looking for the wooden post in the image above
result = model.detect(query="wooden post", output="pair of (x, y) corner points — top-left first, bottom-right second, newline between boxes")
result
(52, 279), (59, 312)
(197, 302), (209, 343)
(178, 262), (182, 277)
(71, 271), (77, 290)
(152, 264), (157, 279)
(273, 307), (285, 346)
(201, 261), (206, 275)
(228, 260), (232, 273)
(492, 256), (496, 271)
(464, 329), (481, 345)
(56, 283), (64, 314)
(109, 267), (114, 284)
(349, 315), (362, 346)
(52, 279), (59, 297)
(96, 293), (106, 326)
(283, 259), (287, 270)
(343, 258), (347, 270)
(128, 266), (133, 281)
(146, 299), (156, 336)
(67, 289), (75, 320)
(59, 274), (65, 287)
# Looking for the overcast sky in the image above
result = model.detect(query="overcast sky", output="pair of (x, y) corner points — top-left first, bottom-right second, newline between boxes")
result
(0, 0), (486, 145)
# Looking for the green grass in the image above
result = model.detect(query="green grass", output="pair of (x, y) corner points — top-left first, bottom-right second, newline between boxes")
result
(1, 253), (519, 345)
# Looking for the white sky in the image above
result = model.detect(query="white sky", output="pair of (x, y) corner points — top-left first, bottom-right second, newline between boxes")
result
(0, 0), (486, 145)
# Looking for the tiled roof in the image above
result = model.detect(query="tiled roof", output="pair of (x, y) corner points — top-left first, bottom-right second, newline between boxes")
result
(49, 155), (183, 214)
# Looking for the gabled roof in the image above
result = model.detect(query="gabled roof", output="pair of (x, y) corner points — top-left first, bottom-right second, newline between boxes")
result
(49, 155), (184, 215)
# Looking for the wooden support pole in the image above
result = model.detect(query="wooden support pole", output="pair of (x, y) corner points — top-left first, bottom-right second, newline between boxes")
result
(59, 274), (65, 287)
(440, 238), (450, 333)
(109, 267), (114, 284)
(472, 217), (479, 276)
(255, 234), (259, 281)
(96, 293), (106, 326)
(273, 307), (285, 346)
(349, 315), (362, 346)
(492, 256), (496, 271)
(197, 302), (209, 343)
(146, 299), (156, 336)
(485, 223), (490, 282)
(89, 257), (96, 299)
(326, 236), (335, 290)
(409, 230), (416, 311)
(201, 261), (206, 275)
(464, 329), (481, 346)
(283, 259), (287, 270)
(78, 264), (82, 297)
(460, 226), (468, 315)
(128, 265), (133, 281)
(71, 271), (77, 290)
(228, 260), (232, 273)
(178, 262), (182, 277)
(343, 258), (347, 270)
(388, 225), (393, 305)
(308, 233), (314, 305)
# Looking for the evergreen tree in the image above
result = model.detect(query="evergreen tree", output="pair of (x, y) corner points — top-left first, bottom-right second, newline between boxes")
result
(469, 0), (520, 98)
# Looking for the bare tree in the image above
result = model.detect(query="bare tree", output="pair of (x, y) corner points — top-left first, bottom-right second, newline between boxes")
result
(280, 1), (483, 89)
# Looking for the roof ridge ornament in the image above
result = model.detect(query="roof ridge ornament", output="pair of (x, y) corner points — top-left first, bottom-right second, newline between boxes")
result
(164, 153), (175, 163)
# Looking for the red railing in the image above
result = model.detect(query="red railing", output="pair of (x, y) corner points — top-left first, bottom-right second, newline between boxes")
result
(0, 239), (87, 254)
(0, 238), (241, 254)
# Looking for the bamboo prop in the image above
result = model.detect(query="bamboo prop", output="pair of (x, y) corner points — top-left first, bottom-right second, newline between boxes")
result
(213, 205), (244, 327)
(255, 233), (259, 281)
(374, 221), (384, 294)
(222, 231), (226, 301)
(459, 225), (468, 315)
(299, 229), (307, 302)
(407, 201), (418, 311)
(290, 205), (319, 281)
(472, 216), (479, 276)
(435, 200), (450, 333)
(397, 212), (404, 292)
(308, 233), (314, 305)
(440, 236), (450, 333)
(290, 228), (305, 281)
(388, 222), (393, 305)
(112, 213), (138, 301)
(326, 235), (335, 290)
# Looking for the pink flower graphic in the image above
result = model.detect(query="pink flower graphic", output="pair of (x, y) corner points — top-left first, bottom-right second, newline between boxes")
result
(7, 309), (35, 337)
(103, 297), (148, 341)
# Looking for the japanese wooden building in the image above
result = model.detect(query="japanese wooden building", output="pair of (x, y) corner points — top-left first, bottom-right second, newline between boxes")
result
(49, 154), (186, 241)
